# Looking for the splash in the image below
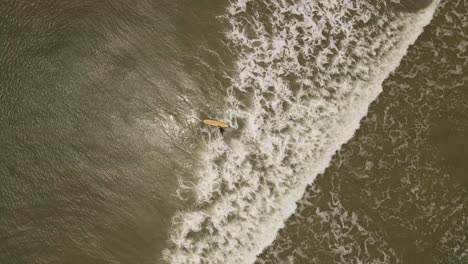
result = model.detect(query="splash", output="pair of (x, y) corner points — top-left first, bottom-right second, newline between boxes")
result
(163, 0), (439, 263)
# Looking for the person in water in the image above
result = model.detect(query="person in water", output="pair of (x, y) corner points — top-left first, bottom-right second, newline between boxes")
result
(219, 127), (225, 135)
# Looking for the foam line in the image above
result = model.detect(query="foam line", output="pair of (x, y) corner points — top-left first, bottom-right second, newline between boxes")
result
(163, 1), (440, 263)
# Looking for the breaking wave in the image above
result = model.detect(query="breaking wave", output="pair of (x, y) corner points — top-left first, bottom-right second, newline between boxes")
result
(163, 0), (439, 263)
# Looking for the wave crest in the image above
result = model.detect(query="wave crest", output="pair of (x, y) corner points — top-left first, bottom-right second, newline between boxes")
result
(163, 0), (439, 263)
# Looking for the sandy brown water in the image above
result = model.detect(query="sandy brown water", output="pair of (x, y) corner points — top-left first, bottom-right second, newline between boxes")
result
(1, 0), (466, 263)
(258, 1), (467, 263)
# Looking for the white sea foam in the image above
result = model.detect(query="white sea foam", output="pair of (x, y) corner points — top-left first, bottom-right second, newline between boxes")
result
(163, 1), (439, 263)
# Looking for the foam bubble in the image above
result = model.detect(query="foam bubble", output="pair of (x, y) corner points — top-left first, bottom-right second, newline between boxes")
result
(164, 1), (440, 263)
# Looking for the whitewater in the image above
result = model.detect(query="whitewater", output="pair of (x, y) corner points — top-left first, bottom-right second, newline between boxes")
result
(163, 0), (440, 263)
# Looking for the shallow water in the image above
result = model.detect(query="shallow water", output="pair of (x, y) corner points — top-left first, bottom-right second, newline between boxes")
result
(258, 1), (468, 263)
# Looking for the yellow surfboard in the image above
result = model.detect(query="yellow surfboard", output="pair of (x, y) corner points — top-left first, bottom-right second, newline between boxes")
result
(203, 119), (229, 128)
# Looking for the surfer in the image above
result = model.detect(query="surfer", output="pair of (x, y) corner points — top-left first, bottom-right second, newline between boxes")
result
(203, 119), (229, 136)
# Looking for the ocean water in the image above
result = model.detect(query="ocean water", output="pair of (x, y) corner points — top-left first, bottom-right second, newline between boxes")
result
(0, 0), (466, 264)
(257, 0), (468, 263)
